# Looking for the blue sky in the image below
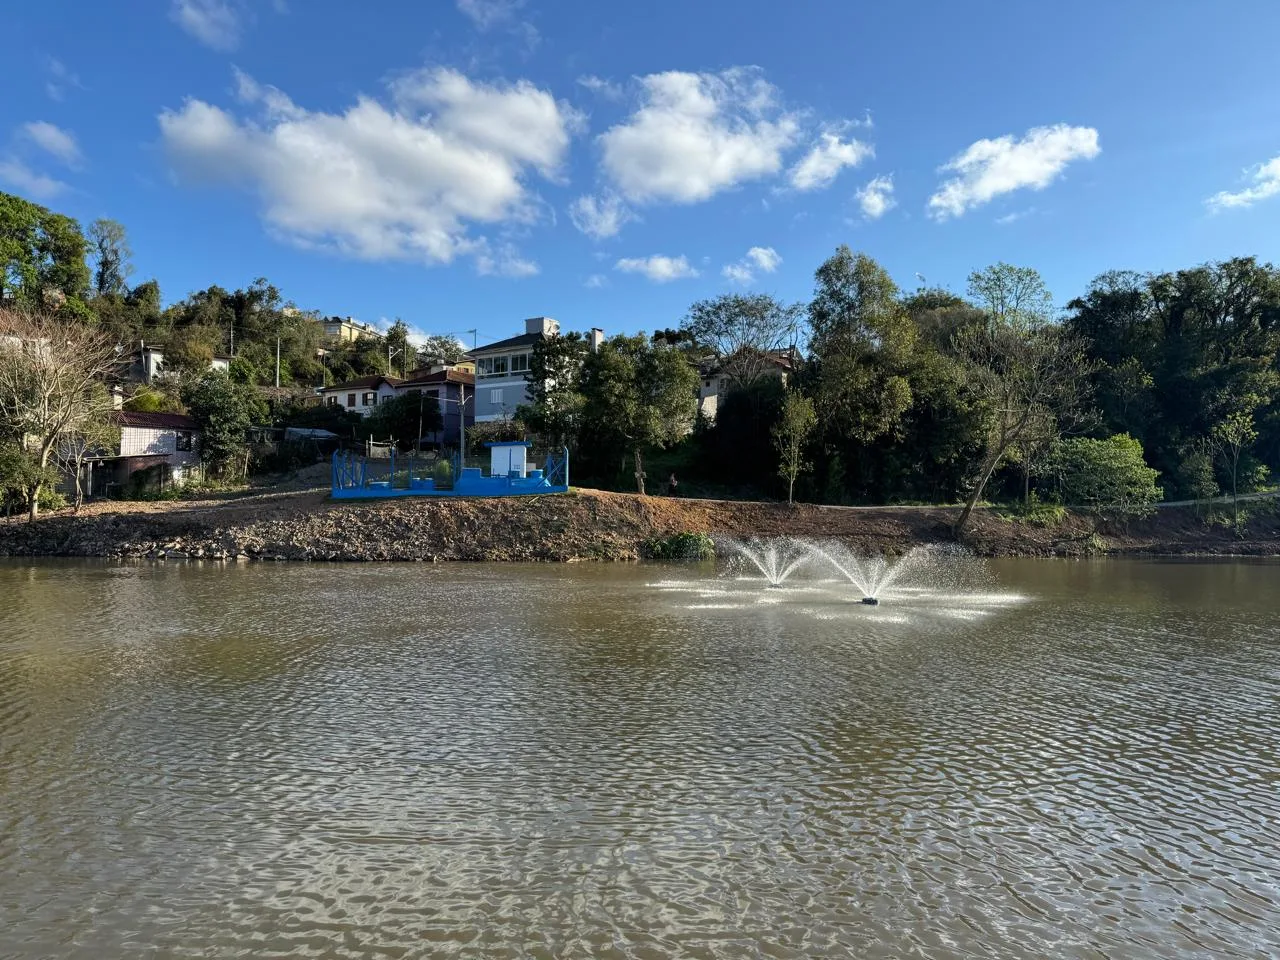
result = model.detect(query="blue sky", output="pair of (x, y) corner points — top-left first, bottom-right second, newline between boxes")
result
(2, 0), (1279, 347)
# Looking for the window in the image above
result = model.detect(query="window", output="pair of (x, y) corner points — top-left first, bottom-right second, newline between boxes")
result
(427, 389), (440, 399)
(175, 431), (193, 452)
(346, 393), (356, 408)
(510, 353), (529, 373)
(490, 388), (503, 406)
(491, 355), (509, 376)
(326, 396), (338, 407)
(362, 392), (377, 406)
(476, 357), (494, 375)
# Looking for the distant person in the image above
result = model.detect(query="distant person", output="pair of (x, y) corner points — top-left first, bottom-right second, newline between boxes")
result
(667, 473), (679, 497)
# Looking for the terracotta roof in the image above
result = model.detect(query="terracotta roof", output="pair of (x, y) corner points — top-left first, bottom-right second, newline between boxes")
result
(115, 411), (200, 431)
(323, 375), (405, 392)
(400, 368), (476, 388)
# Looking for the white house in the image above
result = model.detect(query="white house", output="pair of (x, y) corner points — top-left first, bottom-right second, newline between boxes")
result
(319, 374), (404, 416)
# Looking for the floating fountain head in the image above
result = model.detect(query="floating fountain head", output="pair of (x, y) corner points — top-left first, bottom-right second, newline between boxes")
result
(804, 542), (962, 604)
(719, 537), (814, 588)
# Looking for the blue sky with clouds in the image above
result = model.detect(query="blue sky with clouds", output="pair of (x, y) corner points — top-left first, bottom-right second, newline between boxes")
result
(2, 0), (1278, 345)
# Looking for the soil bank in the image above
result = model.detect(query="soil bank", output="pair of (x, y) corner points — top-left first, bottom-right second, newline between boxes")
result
(1, 488), (1277, 562)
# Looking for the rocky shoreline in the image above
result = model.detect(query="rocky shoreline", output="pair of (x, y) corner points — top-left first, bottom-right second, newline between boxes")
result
(1, 488), (1278, 563)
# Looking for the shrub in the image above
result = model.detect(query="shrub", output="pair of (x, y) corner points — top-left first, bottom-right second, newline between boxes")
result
(1052, 433), (1162, 519)
(641, 532), (715, 560)
(433, 459), (453, 485)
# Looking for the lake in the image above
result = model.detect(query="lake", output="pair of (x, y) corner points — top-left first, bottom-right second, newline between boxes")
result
(2, 557), (1278, 958)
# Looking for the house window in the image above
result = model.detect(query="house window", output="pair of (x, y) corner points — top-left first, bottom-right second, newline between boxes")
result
(327, 396), (337, 406)
(362, 392), (377, 406)
(510, 353), (529, 373)
(490, 388), (503, 406)
(175, 431), (193, 452)
(346, 393), (356, 408)
(476, 357), (493, 375)
(491, 355), (509, 376)
(427, 389), (440, 399)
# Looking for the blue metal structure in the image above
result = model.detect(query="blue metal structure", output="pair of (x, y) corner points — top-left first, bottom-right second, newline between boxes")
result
(331, 441), (569, 499)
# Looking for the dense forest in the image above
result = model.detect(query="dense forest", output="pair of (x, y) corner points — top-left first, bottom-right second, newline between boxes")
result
(4, 189), (1279, 520)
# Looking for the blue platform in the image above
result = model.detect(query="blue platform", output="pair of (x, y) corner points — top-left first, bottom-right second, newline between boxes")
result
(331, 442), (569, 499)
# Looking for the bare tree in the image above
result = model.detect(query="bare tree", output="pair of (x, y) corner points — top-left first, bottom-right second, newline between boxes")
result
(683, 294), (803, 389)
(953, 323), (1094, 534)
(52, 389), (119, 512)
(0, 309), (123, 520)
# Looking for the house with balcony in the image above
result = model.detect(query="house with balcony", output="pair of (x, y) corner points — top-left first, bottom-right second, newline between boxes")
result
(321, 316), (384, 343)
(469, 317), (603, 422)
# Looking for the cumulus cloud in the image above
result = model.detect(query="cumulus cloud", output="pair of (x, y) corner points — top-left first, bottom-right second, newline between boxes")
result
(568, 191), (634, 239)
(598, 68), (801, 205)
(21, 122), (81, 167)
(722, 245), (781, 284)
(788, 131), (873, 191)
(170, 0), (241, 50)
(584, 273), (608, 289)
(159, 67), (578, 274)
(855, 175), (895, 219)
(1206, 155), (1280, 212)
(0, 158), (67, 199)
(927, 124), (1100, 221)
(615, 254), (698, 282)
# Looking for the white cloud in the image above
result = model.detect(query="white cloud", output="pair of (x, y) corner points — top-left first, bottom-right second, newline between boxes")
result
(476, 243), (539, 278)
(746, 245), (781, 272)
(788, 131), (873, 191)
(0, 158), (67, 199)
(44, 58), (82, 102)
(722, 245), (781, 284)
(170, 0), (241, 51)
(995, 208), (1032, 225)
(584, 273), (608, 289)
(21, 122), (81, 167)
(615, 254), (698, 282)
(927, 123), (1100, 221)
(1206, 155), (1280, 212)
(456, 0), (538, 48)
(855, 174), (895, 219)
(159, 67), (577, 274)
(598, 67), (801, 205)
(568, 191), (634, 239)
(576, 75), (623, 100)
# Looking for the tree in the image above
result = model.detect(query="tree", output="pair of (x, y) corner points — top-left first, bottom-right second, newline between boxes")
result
(88, 218), (133, 298)
(580, 334), (699, 494)
(520, 331), (590, 448)
(180, 371), (267, 479)
(0, 309), (122, 520)
(385, 319), (411, 378)
(953, 319), (1094, 534)
(967, 262), (1055, 329)
(1212, 408), (1258, 525)
(773, 391), (817, 504)
(364, 391), (443, 448)
(163, 324), (219, 376)
(52, 388), (119, 511)
(417, 334), (468, 367)
(1052, 433), (1162, 520)
(683, 293), (803, 389)
(0, 192), (90, 311)
(808, 247), (919, 445)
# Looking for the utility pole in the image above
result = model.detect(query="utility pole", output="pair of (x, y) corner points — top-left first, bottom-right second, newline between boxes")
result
(275, 336), (281, 389)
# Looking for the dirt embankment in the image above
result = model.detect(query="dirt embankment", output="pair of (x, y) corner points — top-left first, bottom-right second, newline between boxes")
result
(2, 486), (1278, 562)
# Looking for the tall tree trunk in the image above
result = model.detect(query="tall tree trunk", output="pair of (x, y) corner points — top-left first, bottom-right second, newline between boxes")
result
(955, 446), (1004, 535)
(633, 446), (646, 495)
(1023, 465), (1031, 506)
(788, 473), (795, 505)
(27, 481), (41, 522)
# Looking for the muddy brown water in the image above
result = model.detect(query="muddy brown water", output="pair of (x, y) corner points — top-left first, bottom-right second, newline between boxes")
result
(1, 558), (1278, 958)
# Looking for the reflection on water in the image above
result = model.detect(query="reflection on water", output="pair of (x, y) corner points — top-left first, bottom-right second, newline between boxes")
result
(2, 558), (1280, 959)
